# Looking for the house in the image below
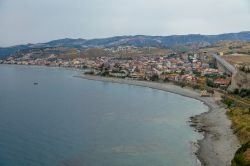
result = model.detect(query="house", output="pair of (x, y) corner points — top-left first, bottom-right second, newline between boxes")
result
(214, 78), (231, 87)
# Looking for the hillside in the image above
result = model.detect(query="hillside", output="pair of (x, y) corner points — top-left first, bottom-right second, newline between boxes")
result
(1, 31), (250, 59)
(8, 46), (172, 61)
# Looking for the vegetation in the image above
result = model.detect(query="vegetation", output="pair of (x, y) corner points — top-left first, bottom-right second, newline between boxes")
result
(84, 70), (94, 75)
(228, 107), (250, 166)
(100, 70), (109, 76)
(229, 46), (243, 50)
(231, 141), (250, 166)
(238, 65), (250, 73)
(227, 107), (250, 144)
(222, 93), (250, 165)
(232, 89), (250, 98)
(206, 79), (217, 88)
(149, 74), (159, 81)
(193, 70), (201, 77)
(223, 97), (235, 107)
(192, 84), (200, 90)
(205, 73), (225, 79)
(226, 105), (250, 166)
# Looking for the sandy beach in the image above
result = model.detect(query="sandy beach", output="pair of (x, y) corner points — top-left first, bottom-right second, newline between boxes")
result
(77, 74), (240, 166)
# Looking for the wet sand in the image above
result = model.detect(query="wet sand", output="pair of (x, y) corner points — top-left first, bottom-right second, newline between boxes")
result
(76, 75), (240, 166)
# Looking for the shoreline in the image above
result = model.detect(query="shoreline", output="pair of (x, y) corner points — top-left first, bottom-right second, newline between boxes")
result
(77, 74), (240, 166)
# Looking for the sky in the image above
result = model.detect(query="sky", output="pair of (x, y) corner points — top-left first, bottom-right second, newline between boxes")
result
(0, 0), (250, 46)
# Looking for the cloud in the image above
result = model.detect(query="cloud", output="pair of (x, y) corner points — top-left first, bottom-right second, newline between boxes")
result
(247, 0), (250, 11)
(0, 0), (250, 46)
(0, 0), (7, 10)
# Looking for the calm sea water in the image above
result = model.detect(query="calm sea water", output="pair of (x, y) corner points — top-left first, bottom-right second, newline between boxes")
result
(0, 65), (208, 166)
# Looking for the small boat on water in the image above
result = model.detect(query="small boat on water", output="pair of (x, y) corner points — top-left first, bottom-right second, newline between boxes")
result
(33, 82), (39, 85)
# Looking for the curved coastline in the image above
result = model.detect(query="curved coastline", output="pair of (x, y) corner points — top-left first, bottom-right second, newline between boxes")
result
(76, 74), (240, 166)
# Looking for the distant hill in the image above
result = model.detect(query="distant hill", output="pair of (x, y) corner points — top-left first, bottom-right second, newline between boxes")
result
(1, 31), (250, 59)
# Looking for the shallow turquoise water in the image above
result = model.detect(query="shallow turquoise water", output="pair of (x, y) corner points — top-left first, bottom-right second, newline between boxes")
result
(0, 65), (208, 166)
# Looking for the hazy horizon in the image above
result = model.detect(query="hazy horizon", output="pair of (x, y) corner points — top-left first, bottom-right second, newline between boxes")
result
(0, 0), (250, 46)
(2, 30), (250, 47)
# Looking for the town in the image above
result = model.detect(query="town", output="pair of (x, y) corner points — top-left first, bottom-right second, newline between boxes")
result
(0, 47), (231, 92)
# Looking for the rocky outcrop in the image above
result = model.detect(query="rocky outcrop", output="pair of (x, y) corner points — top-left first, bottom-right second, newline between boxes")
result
(229, 69), (250, 91)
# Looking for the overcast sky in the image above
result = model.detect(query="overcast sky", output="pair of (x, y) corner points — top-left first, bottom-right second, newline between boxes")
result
(0, 0), (249, 46)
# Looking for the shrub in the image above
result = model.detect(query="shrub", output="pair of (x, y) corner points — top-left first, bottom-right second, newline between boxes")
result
(238, 89), (250, 98)
(84, 71), (94, 75)
(150, 74), (159, 81)
(234, 89), (240, 95)
(231, 141), (250, 166)
(101, 70), (109, 76)
(206, 79), (216, 88)
(223, 97), (234, 107)
(192, 85), (200, 90)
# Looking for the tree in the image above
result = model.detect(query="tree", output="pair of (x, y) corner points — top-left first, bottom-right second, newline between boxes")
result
(150, 74), (159, 81)
(206, 79), (217, 88)
(180, 69), (185, 75)
(234, 89), (239, 95)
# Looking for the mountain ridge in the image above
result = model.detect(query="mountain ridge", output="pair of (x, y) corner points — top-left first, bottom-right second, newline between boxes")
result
(1, 31), (250, 58)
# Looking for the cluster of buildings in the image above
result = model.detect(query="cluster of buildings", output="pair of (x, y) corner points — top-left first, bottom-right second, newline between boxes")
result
(86, 54), (229, 88)
(1, 52), (231, 90)
(1, 56), (86, 68)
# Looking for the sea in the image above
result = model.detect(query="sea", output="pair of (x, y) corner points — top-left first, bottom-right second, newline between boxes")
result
(0, 64), (208, 166)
